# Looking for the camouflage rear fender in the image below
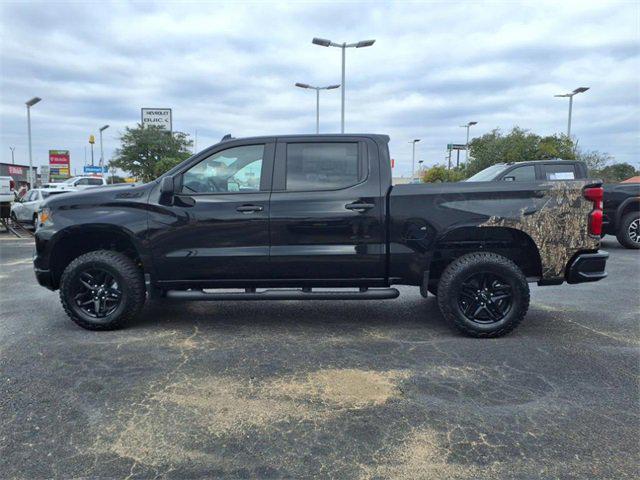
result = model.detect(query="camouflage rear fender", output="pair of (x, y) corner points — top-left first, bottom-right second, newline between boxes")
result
(480, 181), (600, 280)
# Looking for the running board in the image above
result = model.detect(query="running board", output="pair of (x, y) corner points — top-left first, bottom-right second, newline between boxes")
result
(165, 287), (400, 301)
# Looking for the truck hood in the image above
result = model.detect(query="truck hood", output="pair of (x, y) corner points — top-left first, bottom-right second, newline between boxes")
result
(43, 182), (154, 210)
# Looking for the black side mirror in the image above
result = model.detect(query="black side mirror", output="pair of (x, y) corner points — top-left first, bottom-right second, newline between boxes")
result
(160, 176), (175, 195)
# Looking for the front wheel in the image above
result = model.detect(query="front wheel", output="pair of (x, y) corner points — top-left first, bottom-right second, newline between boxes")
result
(616, 212), (640, 249)
(60, 250), (145, 330)
(437, 252), (530, 338)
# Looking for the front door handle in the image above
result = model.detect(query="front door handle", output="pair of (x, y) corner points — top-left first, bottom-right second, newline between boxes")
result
(345, 202), (375, 212)
(236, 204), (264, 213)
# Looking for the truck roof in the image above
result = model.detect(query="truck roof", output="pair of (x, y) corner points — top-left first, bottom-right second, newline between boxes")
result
(217, 133), (390, 144)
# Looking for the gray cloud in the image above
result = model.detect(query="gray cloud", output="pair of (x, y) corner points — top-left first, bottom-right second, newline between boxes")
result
(1, 0), (638, 177)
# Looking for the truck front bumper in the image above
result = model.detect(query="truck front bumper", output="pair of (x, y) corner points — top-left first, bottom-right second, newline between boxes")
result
(566, 251), (609, 284)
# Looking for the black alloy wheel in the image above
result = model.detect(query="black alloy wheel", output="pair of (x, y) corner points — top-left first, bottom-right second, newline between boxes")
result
(458, 272), (512, 324)
(72, 268), (123, 318)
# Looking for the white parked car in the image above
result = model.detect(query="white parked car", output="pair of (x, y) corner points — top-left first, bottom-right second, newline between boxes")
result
(10, 188), (70, 226)
(0, 176), (15, 203)
(41, 176), (107, 191)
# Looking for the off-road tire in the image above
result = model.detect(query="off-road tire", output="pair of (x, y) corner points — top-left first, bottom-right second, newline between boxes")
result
(437, 252), (530, 338)
(60, 250), (145, 330)
(616, 212), (640, 250)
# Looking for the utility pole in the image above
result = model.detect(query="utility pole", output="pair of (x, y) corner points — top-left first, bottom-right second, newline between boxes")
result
(409, 139), (421, 179)
(554, 87), (589, 137)
(9, 147), (15, 164)
(459, 121), (477, 163)
(26, 97), (42, 187)
(312, 37), (376, 133)
(295, 83), (341, 133)
(99, 125), (109, 174)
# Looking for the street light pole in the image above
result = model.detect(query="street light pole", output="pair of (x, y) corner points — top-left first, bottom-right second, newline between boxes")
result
(554, 87), (589, 137)
(312, 37), (376, 133)
(459, 121), (477, 163)
(409, 139), (421, 179)
(9, 147), (15, 164)
(295, 83), (340, 134)
(99, 125), (109, 174)
(25, 97), (41, 188)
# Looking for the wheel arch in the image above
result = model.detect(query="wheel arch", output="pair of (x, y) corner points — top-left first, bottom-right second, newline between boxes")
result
(49, 224), (149, 289)
(617, 197), (640, 226)
(427, 225), (542, 286)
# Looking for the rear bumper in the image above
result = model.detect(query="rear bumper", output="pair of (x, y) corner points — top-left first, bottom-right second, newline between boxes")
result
(566, 251), (609, 284)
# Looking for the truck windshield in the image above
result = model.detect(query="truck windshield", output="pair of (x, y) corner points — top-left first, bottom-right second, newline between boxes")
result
(465, 164), (508, 182)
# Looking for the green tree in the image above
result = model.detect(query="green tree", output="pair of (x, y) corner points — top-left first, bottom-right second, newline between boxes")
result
(466, 127), (575, 177)
(597, 163), (639, 183)
(420, 164), (465, 183)
(110, 124), (193, 182)
(576, 149), (613, 173)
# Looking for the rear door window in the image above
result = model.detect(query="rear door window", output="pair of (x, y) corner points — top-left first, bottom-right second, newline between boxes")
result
(502, 165), (536, 182)
(285, 142), (363, 191)
(88, 178), (104, 185)
(544, 164), (576, 180)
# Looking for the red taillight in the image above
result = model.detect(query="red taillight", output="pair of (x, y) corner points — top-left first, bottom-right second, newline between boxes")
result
(589, 209), (603, 236)
(584, 186), (604, 236)
(9, 180), (15, 191)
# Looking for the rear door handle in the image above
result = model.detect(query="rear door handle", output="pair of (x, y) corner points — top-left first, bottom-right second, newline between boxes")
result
(236, 204), (263, 213)
(345, 202), (374, 212)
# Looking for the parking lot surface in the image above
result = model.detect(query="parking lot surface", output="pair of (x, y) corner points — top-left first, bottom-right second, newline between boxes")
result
(0, 234), (638, 479)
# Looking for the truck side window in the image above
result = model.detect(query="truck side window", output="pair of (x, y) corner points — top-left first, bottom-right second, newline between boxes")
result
(544, 164), (576, 180)
(182, 144), (264, 194)
(88, 178), (103, 185)
(503, 165), (535, 182)
(286, 142), (361, 191)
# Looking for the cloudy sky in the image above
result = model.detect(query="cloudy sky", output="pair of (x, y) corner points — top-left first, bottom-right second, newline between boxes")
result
(1, 0), (638, 177)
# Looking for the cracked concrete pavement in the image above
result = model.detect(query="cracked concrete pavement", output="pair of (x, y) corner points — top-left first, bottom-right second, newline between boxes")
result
(0, 234), (638, 479)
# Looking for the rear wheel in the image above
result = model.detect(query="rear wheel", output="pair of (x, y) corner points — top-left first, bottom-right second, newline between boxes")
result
(60, 250), (145, 330)
(437, 252), (529, 338)
(616, 212), (640, 249)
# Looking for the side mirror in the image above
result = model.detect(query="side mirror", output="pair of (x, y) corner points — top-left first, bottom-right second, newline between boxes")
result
(160, 176), (175, 195)
(503, 176), (515, 182)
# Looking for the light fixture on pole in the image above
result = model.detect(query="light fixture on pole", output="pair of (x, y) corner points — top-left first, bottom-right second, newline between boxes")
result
(295, 83), (341, 134)
(554, 87), (589, 137)
(459, 121), (478, 162)
(312, 37), (376, 133)
(25, 96), (42, 187)
(409, 139), (421, 179)
(99, 125), (109, 174)
(9, 146), (15, 164)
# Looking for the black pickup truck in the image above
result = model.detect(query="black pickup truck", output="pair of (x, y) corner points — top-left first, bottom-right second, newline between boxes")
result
(34, 134), (608, 337)
(602, 183), (640, 249)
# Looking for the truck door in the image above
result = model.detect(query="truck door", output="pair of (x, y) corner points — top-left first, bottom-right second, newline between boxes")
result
(148, 141), (275, 283)
(268, 137), (385, 281)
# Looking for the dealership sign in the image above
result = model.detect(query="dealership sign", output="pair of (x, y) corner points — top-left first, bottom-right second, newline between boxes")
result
(83, 165), (108, 174)
(141, 108), (172, 132)
(49, 150), (70, 180)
